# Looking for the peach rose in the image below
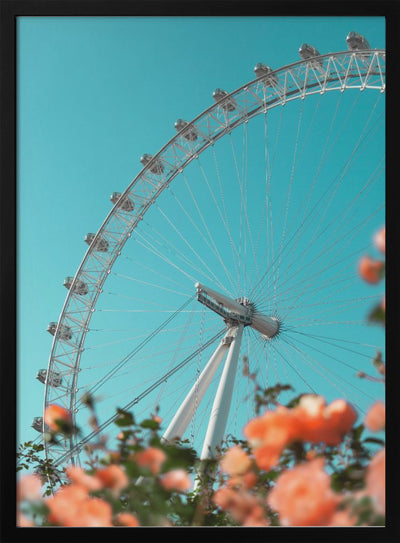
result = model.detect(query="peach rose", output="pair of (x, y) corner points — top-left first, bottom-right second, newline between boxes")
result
(220, 446), (252, 476)
(253, 444), (284, 472)
(242, 504), (269, 526)
(325, 399), (358, 434)
(244, 406), (301, 470)
(267, 458), (340, 526)
(374, 226), (385, 254)
(365, 448), (385, 515)
(46, 484), (88, 525)
(213, 486), (265, 525)
(95, 465), (128, 495)
(365, 401), (385, 432)
(160, 469), (192, 492)
(294, 395), (357, 445)
(44, 404), (73, 432)
(17, 473), (42, 502)
(358, 256), (384, 284)
(114, 512), (140, 526)
(65, 466), (102, 492)
(322, 398), (357, 444)
(74, 497), (113, 527)
(46, 483), (113, 526)
(16, 512), (35, 527)
(136, 447), (166, 474)
(327, 508), (357, 526)
(227, 470), (258, 490)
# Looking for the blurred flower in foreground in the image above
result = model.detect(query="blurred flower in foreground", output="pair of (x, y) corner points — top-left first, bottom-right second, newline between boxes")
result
(114, 512), (140, 526)
(364, 401), (385, 433)
(244, 395), (357, 471)
(160, 469), (192, 493)
(267, 458), (340, 526)
(65, 466), (102, 492)
(358, 256), (384, 284)
(365, 448), (385, 516)
(213, 486), (269, 526)
(295, 395), (357, 445)
(17, 473), (42, 502)
(220, 445), (252, 477)
(135, 447), (166, 474)
(374, 226), (385, 254)
(44, 404), (73, 433)
(327, 509), (357, 526)
(95, 465), (128, 496)
(244, 406), (300, 470)
(46, 483), (113, 526)
(17, 512), (35, 527)
(226, 470), (258, 490)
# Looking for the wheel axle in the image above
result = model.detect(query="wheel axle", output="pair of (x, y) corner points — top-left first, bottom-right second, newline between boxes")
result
(195, 282), (280, 339)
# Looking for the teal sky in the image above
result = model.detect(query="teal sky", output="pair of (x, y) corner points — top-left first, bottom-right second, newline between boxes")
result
(17, 16), (385, 455)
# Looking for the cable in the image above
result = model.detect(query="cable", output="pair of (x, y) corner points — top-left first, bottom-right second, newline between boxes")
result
(75, 294), (196, 409)
(53, 327), (226, 467)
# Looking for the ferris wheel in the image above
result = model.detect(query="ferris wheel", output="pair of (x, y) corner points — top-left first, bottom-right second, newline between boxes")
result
(33, 32), (385, 472)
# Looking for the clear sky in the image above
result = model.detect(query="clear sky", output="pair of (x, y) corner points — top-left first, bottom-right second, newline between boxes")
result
(17, 16), (385, 458)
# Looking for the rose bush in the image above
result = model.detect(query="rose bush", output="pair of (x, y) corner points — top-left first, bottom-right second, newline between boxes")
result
(16, 386), (386, 527)
(17, 226), (385, 527)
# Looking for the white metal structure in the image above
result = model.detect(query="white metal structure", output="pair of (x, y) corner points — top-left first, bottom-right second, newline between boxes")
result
(38, 41), (385, 471)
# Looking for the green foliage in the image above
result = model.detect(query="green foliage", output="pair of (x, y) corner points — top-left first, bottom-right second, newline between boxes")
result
(114, 407), (135, 427)
(372, 351), (385, 374)
(17, 441), (63, 496)
(255, 383), (294, 414)
(368, 304), (385, 326)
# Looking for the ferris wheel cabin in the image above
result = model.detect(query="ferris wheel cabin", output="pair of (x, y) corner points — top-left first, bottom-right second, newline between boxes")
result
(110, 192), (135, 212)
(213, 88), (236, 112)
(346, 31), (370, 51)
(36, 369), (62, 387)
(84, 233), (109, 252)
(63, 276), (89, 296)
(140, 154), (165, 175)
(253, 63), (279, 86)
(47, 322), (73, 341)
(174, 119), (198, 141)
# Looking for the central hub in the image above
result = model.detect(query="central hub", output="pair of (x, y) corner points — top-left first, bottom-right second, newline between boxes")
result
(236, 296), (257, 315)
(195, 282), (280, 339)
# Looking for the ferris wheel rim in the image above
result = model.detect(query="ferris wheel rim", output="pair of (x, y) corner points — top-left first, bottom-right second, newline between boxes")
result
(42, 48), (386, 468)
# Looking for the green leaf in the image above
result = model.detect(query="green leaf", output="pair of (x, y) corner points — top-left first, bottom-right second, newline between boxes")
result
(330, 472), (345, 492)
(368, 304), (385, 326)
(140, 419), (160, 430)
(352, 424), (365, 441)
(331, 463), (366, 493)
(285, 393), (306, 409)
(80, 391), (95, 409)
(262, 469), (279, 482)
(372, 351), (385, 374)
(162, 444), (197, 472)
(124, 460), (141, 479)
(363, 437), (385, 446)
(114, 408), (135, 427)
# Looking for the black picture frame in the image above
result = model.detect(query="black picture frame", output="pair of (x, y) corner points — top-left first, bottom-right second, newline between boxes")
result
(1, 1), (398, 541)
